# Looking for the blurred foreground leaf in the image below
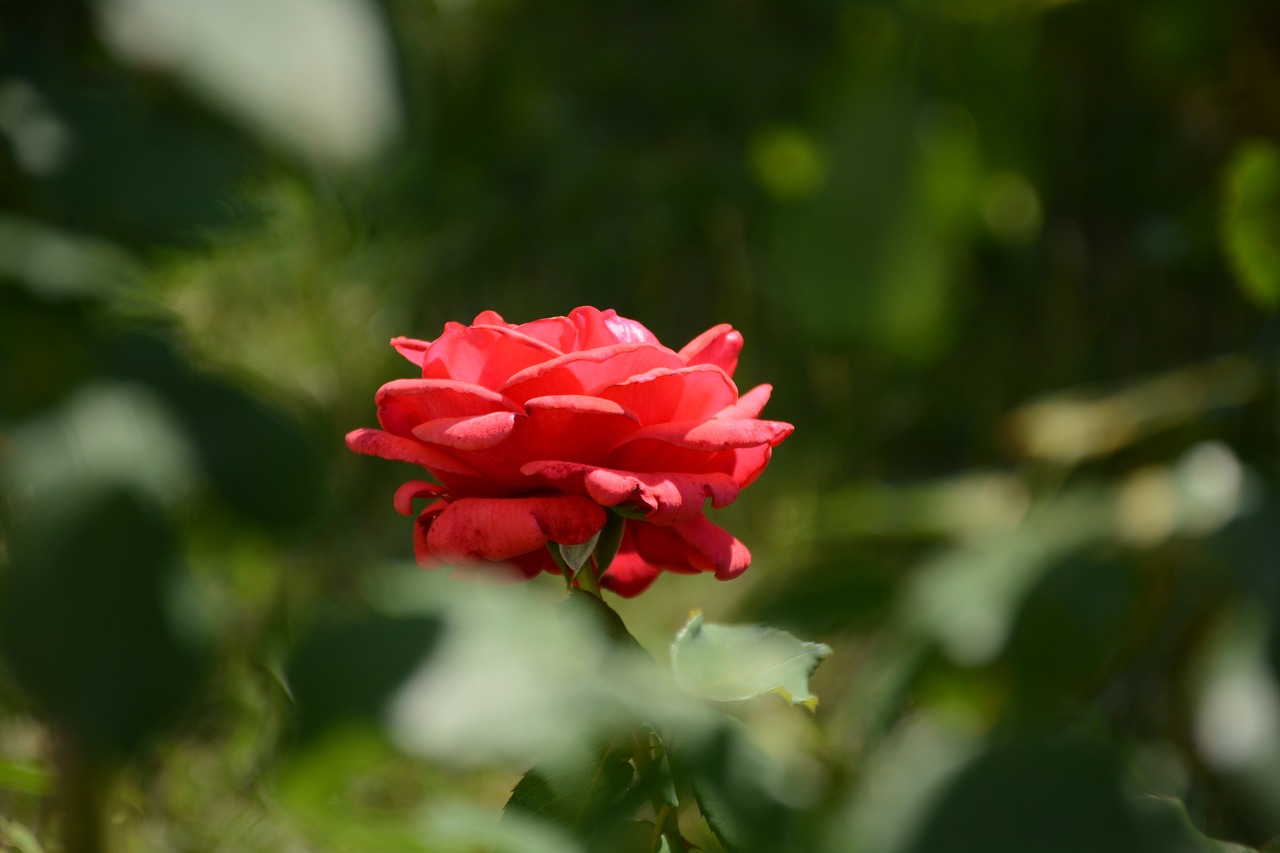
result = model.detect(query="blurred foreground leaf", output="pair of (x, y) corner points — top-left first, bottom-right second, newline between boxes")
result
(670, 611), (831, 708)
(901, 739), (1141, 853)
(0, 486), (204, 758)
(679, 715), (803, 853)
(503, 735), (636, 845)
(287, 614), (443, 742)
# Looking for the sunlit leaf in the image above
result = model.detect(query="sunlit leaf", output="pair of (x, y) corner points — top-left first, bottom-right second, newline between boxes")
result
(1222, 140), (1280, 310)
(670, 611), (831, 708)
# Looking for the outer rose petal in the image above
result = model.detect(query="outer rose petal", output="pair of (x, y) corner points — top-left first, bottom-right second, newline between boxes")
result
(424, 495), (606, 563)
(521, 460), (738, 523)
(345, 428), (481, 477)
(613, 418), (793, 452)
(346, 429), (513, 496)
(375, 379), (520, 436)
(391, 336), (431, 367)
(718, 384), (774, 420)
(393, 480), (447, 516)
(600, 516), (752, 596)
(678, 323), (743, 376)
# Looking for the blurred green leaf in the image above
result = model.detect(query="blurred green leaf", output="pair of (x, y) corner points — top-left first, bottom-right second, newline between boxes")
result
(94, 0), (401, 168)
(0, 761), (53, 797)
(1134, 796), (1258, 853)
(670, 611), (831, 708)
(0, 485), (204, 758)
(287, 614), (443, 742)
(503, 735), (635, 844)
(901, 739), (1141, 853)
(679, 715), (800, 853)
(0, 817), (47, 853)
(1222, 140), (1280, 310)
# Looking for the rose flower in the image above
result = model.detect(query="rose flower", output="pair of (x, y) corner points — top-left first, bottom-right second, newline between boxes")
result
(346, 306), (792, 596)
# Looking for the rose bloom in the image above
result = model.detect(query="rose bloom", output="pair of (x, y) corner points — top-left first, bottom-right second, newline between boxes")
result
(346, 306), (792, 596)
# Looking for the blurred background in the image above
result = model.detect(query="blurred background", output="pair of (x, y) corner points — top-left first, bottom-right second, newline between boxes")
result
(3, 0), (1280, 850)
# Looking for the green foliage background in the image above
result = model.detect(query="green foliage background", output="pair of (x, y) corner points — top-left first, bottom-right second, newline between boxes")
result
(3, 0), (1280, 850)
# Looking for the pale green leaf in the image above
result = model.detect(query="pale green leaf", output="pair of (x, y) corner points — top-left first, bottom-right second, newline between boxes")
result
(558, 529), (601, 577)
(670, 612), (831, 708)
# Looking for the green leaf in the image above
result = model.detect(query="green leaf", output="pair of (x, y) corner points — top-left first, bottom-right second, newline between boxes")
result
(677, 716), (797, 853)
(558, 528), (602, 578)
(0, 760), (53, 796)
(1222, 139), (1280, 310)
(0, 817), (47, 853)
(503, 735), (636, 842)
(670, 612), (831, 708)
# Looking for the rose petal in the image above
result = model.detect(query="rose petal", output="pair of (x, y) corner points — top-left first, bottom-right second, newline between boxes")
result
(673, 514), (752, 580)
(472, 309), (509, 326)
(613, 418), (793, 452)
(411, 411), (519, 450)
(521, 460), (739, 523)
(346, 428), (513, 495)
(391, 336), (431, 367)
(597, 365), (739, 425)
(376, 379), (521, 436)
(718, 384), (774, 420)
(421, 325), (561, 388)
(346, 428), (479, 476)
(424, 495), (606, 563)
(515, 316), (577, 352)
(393, 480), (447, 516)
(412, 500), (449, 569)
(678, 323), (742, 375)
(600, 516), (752, 595)
(601, 308), (660, 345)
(500, 343), (684, 404)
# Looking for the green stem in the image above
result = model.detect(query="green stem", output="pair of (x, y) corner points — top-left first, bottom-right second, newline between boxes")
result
(56, 731), (104, 853)
(631, 729), (686, 853)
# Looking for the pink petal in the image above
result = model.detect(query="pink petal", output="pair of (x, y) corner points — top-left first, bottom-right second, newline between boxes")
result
(471, 309), (509, 326)
(521, 460), (739, 523)
(346, 428), (479, 476)
(391, 336), (431, 367)
(674, 515), (752, 580)
(393, 480), (447, 516)
(420, 325), (561, 388)
(600, 308), (660, 345)
(613, 418), (793, 452)
(424, 495), (606, 563)
(515, 316), (577, 352)
(411, 411), (519, 450)
(678, 324), (743, 375)
(412, 501), (449, 569)
(599, 524), (665, 596)
(597, 365), (739, 425)
(375, 379), (520, 436)
(730, 444), (775, 489)
(500, 343), (684, 404)
(718, 384), (774, 420)
(346, 428), (514, 496)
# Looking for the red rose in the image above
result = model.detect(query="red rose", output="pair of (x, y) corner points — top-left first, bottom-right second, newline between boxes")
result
(346, 306), (792, 596)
